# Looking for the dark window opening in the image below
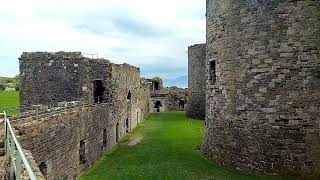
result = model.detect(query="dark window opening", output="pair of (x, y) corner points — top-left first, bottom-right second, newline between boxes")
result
(154, 101), (162, 112)
(116, 123), (119, 142)
(126, 118), (129, 132)
(154, 82), (160, 90)
(209, 61), (216, 84)
(94, 80), (105, 103)
(103, 129), (107, 147)
(127, 90), (131, 100)
(79, 140), (86, 164)
(39, 162), (47, 177)
(137, 112), (139, 125)
(179, 100), (185, 109)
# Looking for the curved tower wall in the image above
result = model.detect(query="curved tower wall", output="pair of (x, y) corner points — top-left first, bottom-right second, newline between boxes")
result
(203, 0), (320, 176)
(187, 44), (206, 120)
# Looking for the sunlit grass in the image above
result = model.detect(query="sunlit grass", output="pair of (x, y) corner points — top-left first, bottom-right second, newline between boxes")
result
(0, 91), (19, 116)
(80, 112), (292, 180)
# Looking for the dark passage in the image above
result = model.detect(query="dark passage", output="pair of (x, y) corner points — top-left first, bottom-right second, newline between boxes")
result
(94, 80), (105, 103)
(79, 140), (86, 164)
(126, 118), (129, 132)
(116, 123), (119, 142)
(179, 100), (185, 109)
(154, 101), (162, 112)
(154, 82), (160, 90)
(103, 129), (107, 147)
(209, 61), (216, 85)
(39, 162), (47, 177)
(127, 90), (131, 100)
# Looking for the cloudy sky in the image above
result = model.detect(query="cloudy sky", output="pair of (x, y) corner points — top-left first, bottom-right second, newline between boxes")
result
(0, 0), (205, 86)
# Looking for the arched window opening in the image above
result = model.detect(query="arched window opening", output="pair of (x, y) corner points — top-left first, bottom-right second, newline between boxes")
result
(127, 90), (131, 100)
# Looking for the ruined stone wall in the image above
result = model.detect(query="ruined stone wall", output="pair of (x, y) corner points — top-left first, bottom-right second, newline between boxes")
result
(11, 105), (119, 179)
(19, 53), (115, 108)
(150, 87), (188, 112)
(16, 52), (151, 179)
(19, 52), (86, 107)
(139, 78), (151, 120)
(84, 59), (112, 104)
(187, 44), (206, 119)
(166, 87), (188, 112)
(111, 64), (146, 133)
(203, 0), (320, 176)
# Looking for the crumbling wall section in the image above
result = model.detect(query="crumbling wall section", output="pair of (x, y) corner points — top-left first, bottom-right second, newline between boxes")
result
(19, 52), (85, 107)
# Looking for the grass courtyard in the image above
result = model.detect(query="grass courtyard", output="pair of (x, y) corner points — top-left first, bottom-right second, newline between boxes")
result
(80, 112), (291, 180)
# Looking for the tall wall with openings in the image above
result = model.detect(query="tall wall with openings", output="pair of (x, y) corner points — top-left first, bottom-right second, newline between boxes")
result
(15, 52), (151, 179)
(203, 0), (320, 176)
(186, 43), (206, 120)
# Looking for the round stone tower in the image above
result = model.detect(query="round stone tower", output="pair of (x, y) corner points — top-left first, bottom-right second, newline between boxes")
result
(187, 43), (206, 120)
(203, 0), (320, 176)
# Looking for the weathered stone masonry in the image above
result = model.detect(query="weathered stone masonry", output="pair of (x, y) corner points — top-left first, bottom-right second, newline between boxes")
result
(187, 44), (206, 120)
(15, 52), (151, 179)
(148, 79), (188, 113)
(203, 0), (320, 176)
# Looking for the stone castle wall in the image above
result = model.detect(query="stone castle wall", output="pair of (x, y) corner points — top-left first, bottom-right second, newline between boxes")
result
(186, 44), (206, 120)
(166, 87), (188, 112)
(16, 52), (151, 179)
(12, 105), (115, 179)
(203, 0), (320, 176)
(150, 87), (188, 113)
(19, 52), (86, 107)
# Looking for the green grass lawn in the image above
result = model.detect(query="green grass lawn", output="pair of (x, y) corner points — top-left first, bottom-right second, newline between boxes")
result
(80, 112), (291, 180)
(0, 91), (19, 115)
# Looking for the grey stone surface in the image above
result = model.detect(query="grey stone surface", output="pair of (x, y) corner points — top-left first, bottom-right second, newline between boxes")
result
(187, 44), (206, 120)
(202, 0), (320, 176)
(16, 52), (151, 179)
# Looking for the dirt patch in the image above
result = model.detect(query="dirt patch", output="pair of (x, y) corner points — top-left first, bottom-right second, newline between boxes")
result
(128, 136), (143, 146)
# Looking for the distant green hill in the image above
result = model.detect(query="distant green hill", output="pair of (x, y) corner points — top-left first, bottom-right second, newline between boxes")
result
(0, 76), (19, 91)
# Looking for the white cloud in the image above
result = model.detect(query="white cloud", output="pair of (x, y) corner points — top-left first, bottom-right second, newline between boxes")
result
(0, 0), (205, 85)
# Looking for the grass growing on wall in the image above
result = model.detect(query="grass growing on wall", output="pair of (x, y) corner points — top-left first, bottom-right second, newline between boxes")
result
(0, 91), (19, 115)
(80, 112), (292, 180)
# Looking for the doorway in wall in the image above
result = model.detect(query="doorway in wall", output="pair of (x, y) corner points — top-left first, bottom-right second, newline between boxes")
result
(93, 80), (105, 103)
(179, 100), (185, 109)
(154, 101), (162, 112)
